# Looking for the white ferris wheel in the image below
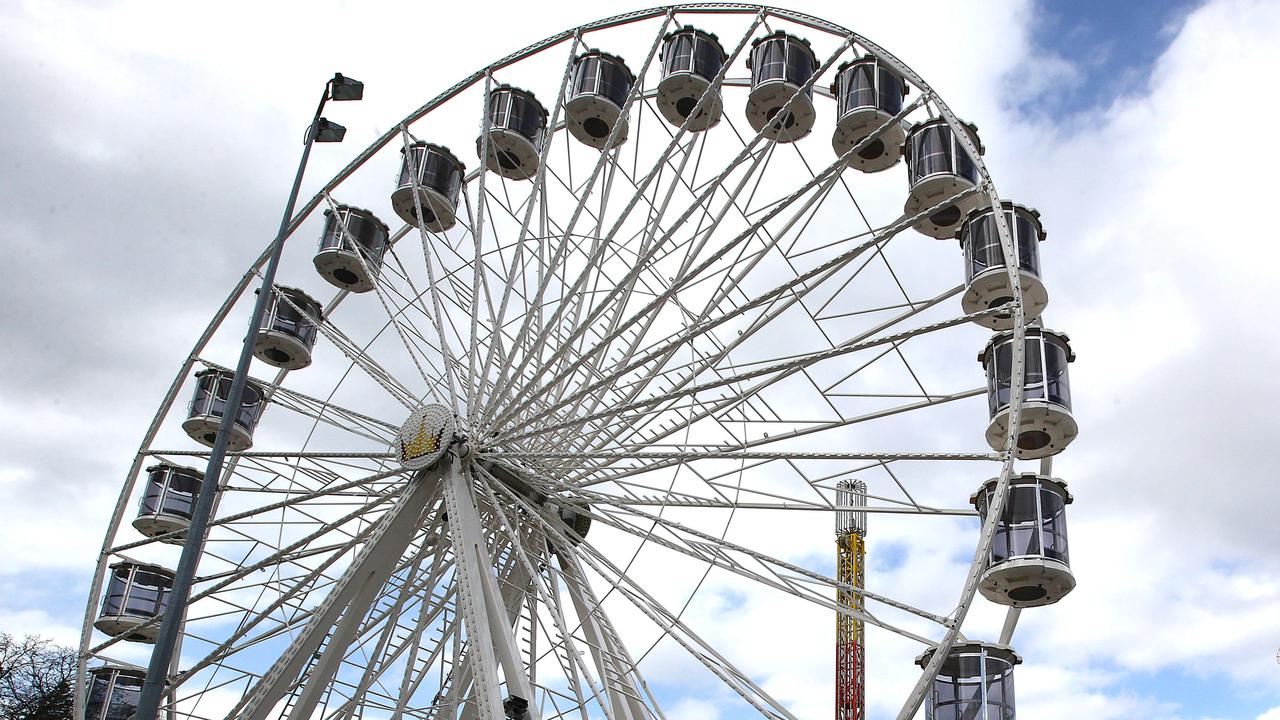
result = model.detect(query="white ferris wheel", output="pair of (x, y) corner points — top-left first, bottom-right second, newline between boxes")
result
(77, 5), (1080, 720)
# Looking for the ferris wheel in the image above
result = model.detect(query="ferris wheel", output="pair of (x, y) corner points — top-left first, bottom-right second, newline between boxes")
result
(76, 5), (1081, 720)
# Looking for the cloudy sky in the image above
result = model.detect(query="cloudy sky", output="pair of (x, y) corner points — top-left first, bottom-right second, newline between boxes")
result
(3, 0), (1280, 719)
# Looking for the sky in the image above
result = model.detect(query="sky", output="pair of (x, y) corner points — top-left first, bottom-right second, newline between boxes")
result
(2, 0), (1280, 719)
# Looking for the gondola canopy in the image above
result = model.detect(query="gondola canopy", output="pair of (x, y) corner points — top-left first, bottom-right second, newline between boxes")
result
(314, 204), (390, 293)
(904, 117), (985, 238)
(971, 473), (1076, 607)
(478, 85), (548, 180)
(830, 55), (908, 171)
(979, 326), (1078, 459)
(181, 368), (266, 452)
(657, 26), (728, 131)
(958, 202), (1048, 329)
(392, 142), (465, 232)
(745, 31), (818, 142)
(566, 50), (635, 149)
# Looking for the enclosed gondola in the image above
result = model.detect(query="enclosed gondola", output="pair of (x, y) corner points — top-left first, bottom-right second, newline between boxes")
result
(85, 665), (146, 720)
(391, 142), (465, 232)
(565, 50), (635, 149)
(313, 204), (390, 293)
(657, 26), (728, 132)
(478, 85), (548, 180)
(959, 202), (1048, 329)
(972, 473), (1075, 607)
(830, 56), (908, 172)
(254, 286), (322, 370)
(94, 561), (174, 643)
(181, 368), (266, 452)
(916, 642), (1020, 720)
(979, 326), (1078, 459)
(904, 117), (985, 238)
(745, 31), (818, 142)
(132, 463), (203, 542)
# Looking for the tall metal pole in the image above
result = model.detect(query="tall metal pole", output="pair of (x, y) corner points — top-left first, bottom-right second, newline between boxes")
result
(132, 80), (335, 720)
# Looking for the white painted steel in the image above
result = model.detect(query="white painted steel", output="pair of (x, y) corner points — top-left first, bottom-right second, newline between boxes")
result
(80, 6), (1057, 720)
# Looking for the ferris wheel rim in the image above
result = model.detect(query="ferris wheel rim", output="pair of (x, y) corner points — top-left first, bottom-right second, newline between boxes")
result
(74, 8), (1046, 720)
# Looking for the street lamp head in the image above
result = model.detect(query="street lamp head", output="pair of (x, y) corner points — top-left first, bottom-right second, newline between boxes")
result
(314, 118), (347, 143)
(330, 73), (363, 101)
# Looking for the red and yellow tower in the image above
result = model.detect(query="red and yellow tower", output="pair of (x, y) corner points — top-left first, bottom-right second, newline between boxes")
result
(836, 480), (867, 720)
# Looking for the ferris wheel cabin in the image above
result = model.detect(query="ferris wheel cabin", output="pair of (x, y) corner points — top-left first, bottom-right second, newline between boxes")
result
(657, 26), (728, 132)
(916, 642), (1021, 720)
(904, 117), (985, 238)
(86, 665), (146, 720)
(392, 142), (465, 232)
(830, 56), (908, 172)
(959, 202), (1049, 329)
(313, 204), (390, 293)
(181, 369), (266, 451)
(972, 473), (1075, 607)
(478, 85), (548, 180)
(745, 31), (818, 142)
(94, 561), (174, 643)
(132, 462), (203, 542)
(566, 50), (635, 149)
(254, 286), (322, 370)
(979, 326), (1078, 459)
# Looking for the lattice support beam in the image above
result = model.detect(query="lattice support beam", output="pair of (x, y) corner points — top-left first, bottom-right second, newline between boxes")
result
(443, 456), (540, 720)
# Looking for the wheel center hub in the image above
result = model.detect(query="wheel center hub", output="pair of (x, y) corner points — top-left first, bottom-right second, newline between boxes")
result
(396, 403), (456, 470)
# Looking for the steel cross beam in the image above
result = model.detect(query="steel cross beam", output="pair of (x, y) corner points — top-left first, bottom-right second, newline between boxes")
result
(230, 465), (444, 720)
(555, 548), (651, 720)
(442, 455), (540, 720)
(447, 540), (535, 720)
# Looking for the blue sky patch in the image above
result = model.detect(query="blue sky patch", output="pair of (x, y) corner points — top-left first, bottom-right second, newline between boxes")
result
(1026, 0), (1200, 114)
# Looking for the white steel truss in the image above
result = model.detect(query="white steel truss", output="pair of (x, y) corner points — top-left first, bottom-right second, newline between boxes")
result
(76, 7), (1054, 720)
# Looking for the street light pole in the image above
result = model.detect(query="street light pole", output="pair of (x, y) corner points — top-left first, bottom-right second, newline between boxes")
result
(131, 73), (360, 720)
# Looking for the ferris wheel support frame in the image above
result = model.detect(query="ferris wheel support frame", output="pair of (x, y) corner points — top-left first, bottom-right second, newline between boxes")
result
(553, 546), (651, 720)
(233, 464), (443, 720)
(483, 469), (798, 720)
(482, 10), (680, 424)
(441, 454), (541, 720)
(496, 88), (930, 443)
(471, 470), (646, 720)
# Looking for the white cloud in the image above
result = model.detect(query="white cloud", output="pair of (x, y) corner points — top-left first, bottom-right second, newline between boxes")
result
(969, 0), (1280, 713)
(667, 697), (722, 720)
(0, 608), (81, 647)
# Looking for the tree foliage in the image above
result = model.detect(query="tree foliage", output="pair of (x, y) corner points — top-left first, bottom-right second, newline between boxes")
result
(0, 633), (75, 720)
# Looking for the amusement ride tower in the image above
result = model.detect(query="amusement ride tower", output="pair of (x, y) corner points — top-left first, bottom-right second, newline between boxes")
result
(836, 480), (868, 720)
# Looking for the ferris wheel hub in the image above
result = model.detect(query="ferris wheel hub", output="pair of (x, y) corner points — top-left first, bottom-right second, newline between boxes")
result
(396, 404), (456, 470)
